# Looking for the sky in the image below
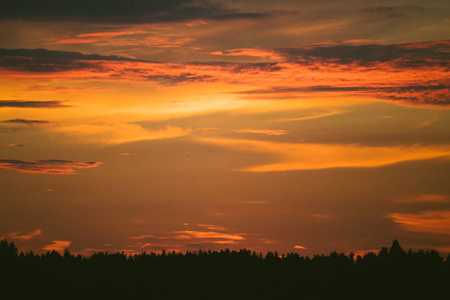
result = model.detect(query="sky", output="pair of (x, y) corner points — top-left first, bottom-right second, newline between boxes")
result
(0, 0), (449, 257)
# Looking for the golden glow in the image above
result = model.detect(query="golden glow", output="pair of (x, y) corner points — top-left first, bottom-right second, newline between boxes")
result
(1, 1), (449, 256)
(196, 137), (450, 171)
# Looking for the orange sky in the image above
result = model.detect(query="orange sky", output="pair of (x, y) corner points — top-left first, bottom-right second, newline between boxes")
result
(1, 0), (450, 256)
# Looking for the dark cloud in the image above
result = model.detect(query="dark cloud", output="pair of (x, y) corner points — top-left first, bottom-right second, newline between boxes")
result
(1, 119), (52, 124)
(0, 143), (23, 147)
(0, 159), (102, 174)
(234, 85), (449, 94)
(145, 73), (214, 84)
(362, 5), (426, 14)
(0, 0), (268, 23)
(234, 85), (450, 106)
(0, 48), (148, 62)
(0, 48), (149, 72)
(0, 100), (69, 108)
(275, 41), (450, 67)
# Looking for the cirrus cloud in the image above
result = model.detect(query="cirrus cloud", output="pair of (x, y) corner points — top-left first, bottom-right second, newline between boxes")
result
(0, 159), (102, 174)
(387, 211), (450, 235)
(196, 137), (450, 172)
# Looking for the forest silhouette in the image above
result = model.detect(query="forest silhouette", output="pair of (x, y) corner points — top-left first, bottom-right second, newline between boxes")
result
(1, 239), (449, 299)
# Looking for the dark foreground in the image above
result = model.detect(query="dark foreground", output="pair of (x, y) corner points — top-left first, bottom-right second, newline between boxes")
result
(1, 240), (450, 299)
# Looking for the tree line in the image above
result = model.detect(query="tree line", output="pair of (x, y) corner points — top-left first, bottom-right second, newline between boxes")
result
(1, 239), (449, 299)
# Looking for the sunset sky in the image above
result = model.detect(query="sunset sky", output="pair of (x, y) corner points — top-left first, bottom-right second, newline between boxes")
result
(1, 0), (449, 256)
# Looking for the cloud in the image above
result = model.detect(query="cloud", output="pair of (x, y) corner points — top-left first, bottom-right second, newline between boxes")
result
(388, 211), (450, 235)
(45, 31), (195, 48)
(130, 235), (155, 240)
(294, 245), (309, 250)
(144, 73), (213, 84)
(172, 230), (245, 241)
(0, 0), (268, 23)
(0, 159), (102, 174)
(233, 128), (289, 136)
(45, 30), (147, 44)
(233, 85), (450, 106)
(197, 224), (227, 231)
(362, 5), (426, 15)
(274, 40), (450, 66)
(53, 123), (191, 144)
(196, 137), (450, 172)
(0, 48), (148, 73)
(42, 240), (71, 252)
(1, 41), (447, 106)
(0, 143), (23, 147)
(0, 48), (147, 63)
(210, 48), (283, 61)
(0, 100), (69, 108)
(8, 229), (42, 240)
(270, 111), (343, 123)
(1, 119), (52, 125)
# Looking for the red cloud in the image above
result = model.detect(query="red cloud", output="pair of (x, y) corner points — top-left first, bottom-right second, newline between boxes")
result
(1, 41), (448, 106)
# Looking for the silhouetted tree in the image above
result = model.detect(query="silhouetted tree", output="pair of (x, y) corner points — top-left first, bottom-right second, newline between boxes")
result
(0, 240), (18, 261)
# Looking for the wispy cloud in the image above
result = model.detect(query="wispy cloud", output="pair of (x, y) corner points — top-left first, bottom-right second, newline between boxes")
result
(0, 143), (23, 147)
(270, 111), (343, 123)
(130, 235), (155, 240)
(0, 100), (69, 108)
(196, 137), (450, 172)
(233, 128), (289, 136)
(1, 119), (52, 125)
(8, 229), (42, 240)
(0, 159), (102, 174)
(46, 31), (194, 48)
(53, 123), (191, 144)
(172, 231), (245, 241)
(210, 48), (283, 61)
(197, 224), (227, 231)
(387, 211), (450, 235)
